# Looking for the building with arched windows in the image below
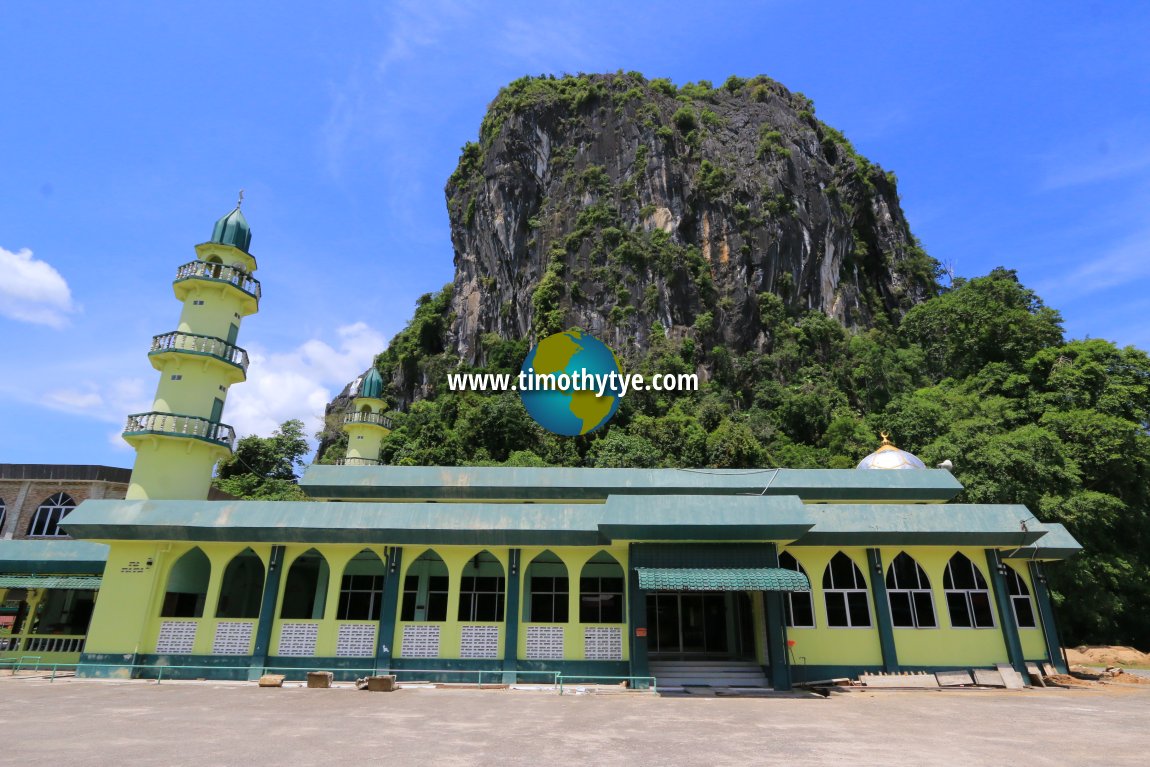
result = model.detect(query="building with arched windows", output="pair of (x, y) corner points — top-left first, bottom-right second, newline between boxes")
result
(0, 208), (1083, 688)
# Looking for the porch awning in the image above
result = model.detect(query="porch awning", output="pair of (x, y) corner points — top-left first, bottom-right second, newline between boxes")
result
(636, 567), (810, 592)
(0, 576), (102, 590)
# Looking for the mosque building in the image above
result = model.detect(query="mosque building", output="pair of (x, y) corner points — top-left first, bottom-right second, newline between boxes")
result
(0, 206), (1081, 689)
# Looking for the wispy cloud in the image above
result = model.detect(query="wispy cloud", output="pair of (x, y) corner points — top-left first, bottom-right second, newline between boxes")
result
(0, 245), (78, 328)
(1038, 224), (1150, 297)
(1038, 123), (1150, 191)
(42, 377), (150, 423)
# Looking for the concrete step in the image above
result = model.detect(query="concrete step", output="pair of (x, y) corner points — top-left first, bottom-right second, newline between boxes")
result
(650, 660), (768, 688)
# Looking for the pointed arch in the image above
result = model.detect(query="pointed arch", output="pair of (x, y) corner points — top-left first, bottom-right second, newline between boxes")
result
(338, 549), (387, 621)
(1004, 565), (1037, 629)
(525, 550), (568, 623)
(161, 547), (211, 618)
(943, 553), (995, 628)
(280, 548), (330, 620)
(579, 551), (625, 624)
(822, 551), (871, 628)
(27, 492), (75, 537)
(216, 548), (265, 619)
(885, 551), (936, 628)
(458, 549), (505, 622)
(779, 551), (815, 628)
(401, 549), (449, 622)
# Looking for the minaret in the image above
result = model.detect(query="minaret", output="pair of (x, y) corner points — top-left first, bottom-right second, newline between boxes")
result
(122, 197), (260, 499)
(340, 368), (391, 465)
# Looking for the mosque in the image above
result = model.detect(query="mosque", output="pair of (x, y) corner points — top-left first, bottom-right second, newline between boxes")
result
(0, 206), (1081, 689)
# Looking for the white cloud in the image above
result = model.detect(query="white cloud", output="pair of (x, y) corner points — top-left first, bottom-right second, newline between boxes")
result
(0, 245), (77, 328)
(42, 377), (150, 423)
(226, 322), (386, 441)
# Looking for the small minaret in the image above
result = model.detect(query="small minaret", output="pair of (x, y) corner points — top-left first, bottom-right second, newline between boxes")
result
(340, 368), (391, 465)
(122, 198), (260, 499)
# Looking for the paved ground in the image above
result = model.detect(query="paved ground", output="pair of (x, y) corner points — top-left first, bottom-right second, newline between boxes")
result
(1, 675), (1148, 766)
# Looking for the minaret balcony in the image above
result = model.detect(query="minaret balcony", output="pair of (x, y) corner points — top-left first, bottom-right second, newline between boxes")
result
(150, 332), (250, 374)
(334, 457), (384, 466)
(174, 260), (262, 306)
(343, 411), (393, 429)
(123, 412), (236, 450)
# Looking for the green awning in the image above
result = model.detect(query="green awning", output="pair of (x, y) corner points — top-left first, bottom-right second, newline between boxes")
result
(636, 567), (810, 592)
(0, 576), (102, 590)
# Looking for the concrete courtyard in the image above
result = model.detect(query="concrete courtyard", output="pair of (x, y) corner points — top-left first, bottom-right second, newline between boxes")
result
(1, 675), (1147, 766)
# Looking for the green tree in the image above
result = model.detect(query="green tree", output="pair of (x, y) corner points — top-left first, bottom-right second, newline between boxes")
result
(214, 419), (310, 500)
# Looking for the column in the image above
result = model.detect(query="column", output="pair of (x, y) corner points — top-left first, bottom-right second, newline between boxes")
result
(248, 545), (284, 680)
(866, 548), (900, 672)
(375, 547), (403, 672)
(626, 549), (650, 687)
(1029, 561), (1067, 674)
(764, 544), (791, 690)
(985, 549), (1026, 675)
(502, 549), (521, 683)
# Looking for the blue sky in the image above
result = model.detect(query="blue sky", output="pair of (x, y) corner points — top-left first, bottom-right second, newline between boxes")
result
(2, 1), (1148, 468)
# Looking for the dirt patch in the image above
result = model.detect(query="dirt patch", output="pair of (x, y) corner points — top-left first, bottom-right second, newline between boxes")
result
(1066, 645), (1150, 667)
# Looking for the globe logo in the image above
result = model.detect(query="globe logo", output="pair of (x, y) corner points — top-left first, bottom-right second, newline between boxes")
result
(519, 331), (624, 436)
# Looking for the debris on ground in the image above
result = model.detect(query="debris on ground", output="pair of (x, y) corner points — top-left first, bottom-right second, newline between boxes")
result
(1066, 645), (1150, 667)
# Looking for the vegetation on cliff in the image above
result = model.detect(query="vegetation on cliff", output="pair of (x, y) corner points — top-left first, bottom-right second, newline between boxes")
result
(320, 74), (1150, 647)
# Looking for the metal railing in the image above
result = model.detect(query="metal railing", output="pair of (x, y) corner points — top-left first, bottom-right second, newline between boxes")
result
(123, 412), (236, 449)
(150, 331), (249, 373)
(174, 260), (261, 301)
(334, 457), (383, 466)
(343, 411), (393, 429)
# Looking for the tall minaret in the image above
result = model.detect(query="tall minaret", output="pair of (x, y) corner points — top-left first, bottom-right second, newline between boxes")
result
(340, 368), (391, 465)
(123, 197), (260, 499)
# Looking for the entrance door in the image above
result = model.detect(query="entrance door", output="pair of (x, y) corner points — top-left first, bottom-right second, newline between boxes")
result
(647, 591), (754, 659)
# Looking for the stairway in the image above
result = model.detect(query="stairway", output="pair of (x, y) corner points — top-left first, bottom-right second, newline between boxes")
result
(649, 660), (769, 689)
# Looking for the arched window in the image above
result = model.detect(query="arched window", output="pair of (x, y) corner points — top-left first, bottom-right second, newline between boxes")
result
(579, 551), (625, 623)
(1004, 566), (1037, 629)
(27, 492), (75, 537)
(525, 550), (568, 623)
(401, 549), (449, 621)
(338, 549), (386, 621)
(822, 552), (871, 628)
(216, 548), (265, 619)
(161, 548), (211, 618)
(943, 553), (995, 628)
(458, 550), (505, 622)
(280, 549), (330, 620)
(885, 552), (937, 628)
(779, 551), (815, 628)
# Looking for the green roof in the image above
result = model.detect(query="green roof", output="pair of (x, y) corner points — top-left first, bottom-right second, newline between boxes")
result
(210, 206), (252, 253)
(0, 540), (108, 575)
(1002, 523), (1082, 560)
(636, 567), (810, 592)
(791, 504), (1054, 547)
(0, 575), (102, 590)
(300, 466), (963, 504)
(62, 495), (813, 545)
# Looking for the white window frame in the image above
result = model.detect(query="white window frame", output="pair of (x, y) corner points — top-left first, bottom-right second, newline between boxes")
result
(1004, 567), (1038, 629)
(943, 554), (996, 629)
(885, 552), (938, 629)
(27, 492), (75, 538)
(822, 552), (872, 629)
(779, 551), (815, 628)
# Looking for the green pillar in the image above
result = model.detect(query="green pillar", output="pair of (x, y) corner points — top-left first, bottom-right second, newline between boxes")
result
(502, 549), (521, 683)
(985, 549), (1026, 675)
(248, 545), (285, 680)
(764, 544), (791, 691)
(1029, 561), (1068, 674)
(375, 546), (403, 673)
(626, 550), (650, 687)
(866, 548), (900, 672)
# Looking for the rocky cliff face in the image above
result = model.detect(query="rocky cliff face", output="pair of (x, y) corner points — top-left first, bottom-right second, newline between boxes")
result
(321, 73), (940, 442)
(443, 73), (938, 368)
